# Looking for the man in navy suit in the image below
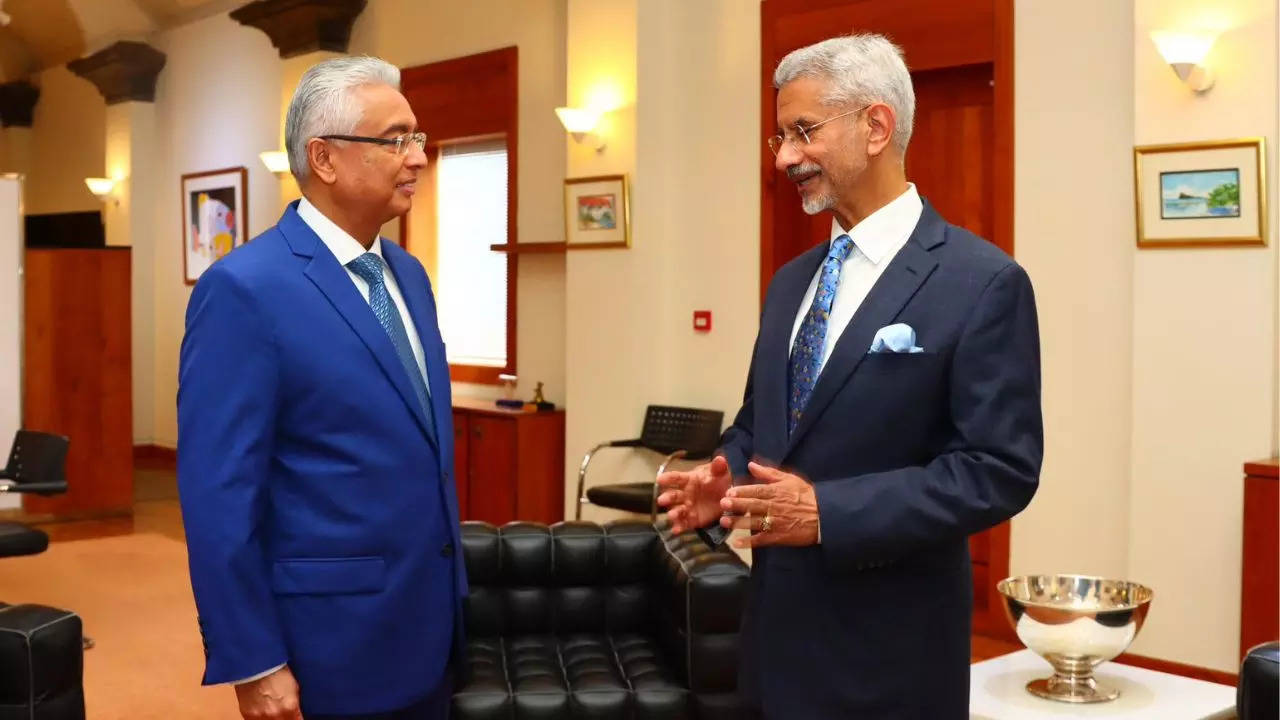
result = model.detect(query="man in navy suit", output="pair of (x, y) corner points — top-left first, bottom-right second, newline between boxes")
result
(178, 56), (463, 720)
(658, 34), (1042, 718)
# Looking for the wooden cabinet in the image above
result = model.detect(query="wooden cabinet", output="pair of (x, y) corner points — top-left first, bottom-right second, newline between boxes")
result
(21, 248), (133, 521)
(1241, 457), (1278, 659)
(451, 397), (565, 526)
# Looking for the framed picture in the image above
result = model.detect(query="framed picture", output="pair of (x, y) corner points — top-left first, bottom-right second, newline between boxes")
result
(564, 174), (630, 249)
(1133, 138), (1267, 248)
(181, 166), (248, 284)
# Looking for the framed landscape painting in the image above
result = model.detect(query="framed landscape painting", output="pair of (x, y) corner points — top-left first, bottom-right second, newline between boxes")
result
(1133, 138), (1266, 248)
(564, 174), (630, 250)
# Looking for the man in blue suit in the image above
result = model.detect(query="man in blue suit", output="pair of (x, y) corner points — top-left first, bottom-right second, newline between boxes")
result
(178, 56), (463, 720)
(658, 35), (1042, 718)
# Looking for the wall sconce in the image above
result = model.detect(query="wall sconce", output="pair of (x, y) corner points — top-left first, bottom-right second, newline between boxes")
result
(84, 177), (118, 204)
(555, 107), (605, 152)
(260, 150), (290, 175)
(1150, 30), (1218, 93)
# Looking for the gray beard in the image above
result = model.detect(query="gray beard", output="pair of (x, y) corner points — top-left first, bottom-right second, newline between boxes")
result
(802, 191), (835, 215)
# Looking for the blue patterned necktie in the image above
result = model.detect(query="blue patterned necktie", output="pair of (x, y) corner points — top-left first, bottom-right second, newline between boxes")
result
(788, 234), (855, 436)
(347, 253), (436, 443)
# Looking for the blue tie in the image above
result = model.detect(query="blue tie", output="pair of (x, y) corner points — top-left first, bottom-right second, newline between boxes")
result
(788, 234), (855, 436)
(347, 253), (436, 443)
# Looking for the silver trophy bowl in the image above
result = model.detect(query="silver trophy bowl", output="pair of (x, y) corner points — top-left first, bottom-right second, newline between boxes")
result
(997, 574), (1154, 703)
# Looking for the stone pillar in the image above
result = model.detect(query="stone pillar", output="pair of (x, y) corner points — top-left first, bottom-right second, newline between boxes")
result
(67, 41), (165, 459)
(231, 0), (367, 211)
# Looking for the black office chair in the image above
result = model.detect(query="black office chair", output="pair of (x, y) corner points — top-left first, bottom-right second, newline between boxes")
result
(0, 430), (88, 650)
(0, 430), (69, 559)
(575, 405), (724, 521)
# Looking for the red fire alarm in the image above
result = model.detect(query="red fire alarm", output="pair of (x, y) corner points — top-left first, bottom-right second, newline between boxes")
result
(693, 310), (712, 332)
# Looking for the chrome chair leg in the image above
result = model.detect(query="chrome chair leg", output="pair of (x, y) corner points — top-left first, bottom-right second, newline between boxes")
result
(575, 443), (609, 520)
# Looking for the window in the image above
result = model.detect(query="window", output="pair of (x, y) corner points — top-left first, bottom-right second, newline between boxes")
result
(399, 46), (518, 385)
(435, 140), (509, 369)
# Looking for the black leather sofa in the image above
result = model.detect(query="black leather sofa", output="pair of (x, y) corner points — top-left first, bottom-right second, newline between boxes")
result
(0, 602), (84, 720)
(453, 519), (749, 720)
(1238, 641), (1278, 720)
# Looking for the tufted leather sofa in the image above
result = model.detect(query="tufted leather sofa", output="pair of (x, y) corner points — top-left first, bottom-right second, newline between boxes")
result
(1237, 641), (1278, 720)
(453, 519), (749, 720)
(0, 602), (85, 720)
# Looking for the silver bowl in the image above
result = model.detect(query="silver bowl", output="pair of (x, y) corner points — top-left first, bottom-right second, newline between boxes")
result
(996, 574), (1154, 703)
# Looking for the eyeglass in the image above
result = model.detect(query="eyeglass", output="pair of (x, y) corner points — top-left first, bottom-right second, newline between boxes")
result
(767, 106), (867, 156)
(318, 132), (428, 156)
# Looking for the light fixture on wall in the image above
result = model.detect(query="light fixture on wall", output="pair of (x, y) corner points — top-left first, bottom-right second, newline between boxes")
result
(259, 150), (290, 175)
(84, 177), (118, 205)
(1150, 30), (1218, 93)
(555, 107), (605, 152)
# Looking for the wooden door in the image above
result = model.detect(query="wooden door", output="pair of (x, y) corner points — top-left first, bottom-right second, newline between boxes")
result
(761, 0), (1015, 640)
(468, 415), (516, 525)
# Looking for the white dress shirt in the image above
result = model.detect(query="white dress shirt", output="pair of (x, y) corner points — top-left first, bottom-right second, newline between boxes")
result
(227, 199), (430, 686)
(788, 184), (924, 373)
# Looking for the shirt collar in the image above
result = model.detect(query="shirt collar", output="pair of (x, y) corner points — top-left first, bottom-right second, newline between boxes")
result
(297, 196), (382, 266)
(829, 182), (923, 265)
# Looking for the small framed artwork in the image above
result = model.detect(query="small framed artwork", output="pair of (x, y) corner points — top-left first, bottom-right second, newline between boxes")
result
(564, 174), (630, 250)
(181, 166), (248, 284)
(1133, 138), (1267, 248)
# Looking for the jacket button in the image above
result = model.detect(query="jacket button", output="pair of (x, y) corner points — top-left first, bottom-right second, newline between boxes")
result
(441, 543), (454, 557)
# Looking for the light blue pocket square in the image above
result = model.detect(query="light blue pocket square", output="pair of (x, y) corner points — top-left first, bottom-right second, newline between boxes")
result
(868, 323), (924, 354)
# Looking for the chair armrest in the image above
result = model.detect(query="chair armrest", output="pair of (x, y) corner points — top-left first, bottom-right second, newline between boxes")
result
(650, 519), (749, 693)
(2, 482), (67, 496)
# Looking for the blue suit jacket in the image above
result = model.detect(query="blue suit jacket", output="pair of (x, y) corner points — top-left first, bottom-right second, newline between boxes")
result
(718, 202), (1043, 718)
(177, 202), (466, 715)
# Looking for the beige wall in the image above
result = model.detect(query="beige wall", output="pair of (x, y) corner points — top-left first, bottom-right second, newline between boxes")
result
(146, 11), (282, 446)
(564, 0), (760, 522)
(1127, 0), (1278, 672)
(1009, 0), (1136, 581)
(25, 66), (103, 215)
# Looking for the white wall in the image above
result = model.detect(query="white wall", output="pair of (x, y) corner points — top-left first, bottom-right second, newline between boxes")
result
(1127, 0), (1278, 672)
(0, 176), (22, 510)
(146, 12), (282, 446)
(1010, 0), (1136, 581)
(564, 0), (760, 521)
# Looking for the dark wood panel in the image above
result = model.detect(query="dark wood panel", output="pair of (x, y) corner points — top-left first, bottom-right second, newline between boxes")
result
(22, 249), (133, 519)
(1241, 458), (1278, 659)
(767, 0), (995, 72)
(452, 411), (470, 520)
(468, 416), (516, 525)
(514, 412), (566, 525)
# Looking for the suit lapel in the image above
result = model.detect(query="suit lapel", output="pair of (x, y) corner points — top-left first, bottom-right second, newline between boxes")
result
(280, 205), (438, 448)
(383, 246), (450, 461)
(784, 203), (946, 456)
(756, 243), (827, 462)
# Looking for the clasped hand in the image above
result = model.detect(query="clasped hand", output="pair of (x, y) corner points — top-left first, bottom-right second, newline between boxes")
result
(657, 458), (820, 548)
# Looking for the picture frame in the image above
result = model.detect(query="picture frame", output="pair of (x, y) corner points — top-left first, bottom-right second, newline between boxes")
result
(563, 174), (630, 250)
(181, 166), (248, 284)
(1133, 138), (1267, 249)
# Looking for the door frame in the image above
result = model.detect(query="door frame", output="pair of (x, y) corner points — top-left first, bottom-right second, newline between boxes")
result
(759, 0), (1016, 641)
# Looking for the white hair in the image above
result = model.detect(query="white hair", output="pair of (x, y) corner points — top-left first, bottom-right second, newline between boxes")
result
(773, 34), (915, 155)
(284, 55), (401, 183)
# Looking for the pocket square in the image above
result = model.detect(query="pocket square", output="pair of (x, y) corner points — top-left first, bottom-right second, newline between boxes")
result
(868, 323), (924, 353)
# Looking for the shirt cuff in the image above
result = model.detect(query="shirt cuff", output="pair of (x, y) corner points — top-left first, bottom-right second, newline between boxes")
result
(229, 663), (286, 685)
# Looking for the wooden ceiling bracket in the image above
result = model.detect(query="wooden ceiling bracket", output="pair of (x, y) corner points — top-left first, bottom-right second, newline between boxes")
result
(230, 0), (368, 59)
(66, 41), (166, 105)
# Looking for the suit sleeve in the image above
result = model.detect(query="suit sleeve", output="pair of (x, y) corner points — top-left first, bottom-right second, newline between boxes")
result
(177, 265), (289, 684)
(813, 263), (1043, 571)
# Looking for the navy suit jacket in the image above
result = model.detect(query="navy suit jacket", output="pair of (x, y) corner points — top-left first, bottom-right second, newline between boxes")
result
(177, 202), (466, 715)
(718, 202), (1042, 718)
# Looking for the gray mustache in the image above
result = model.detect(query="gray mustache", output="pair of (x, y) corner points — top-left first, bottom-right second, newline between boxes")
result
(787, 164), (821, 181)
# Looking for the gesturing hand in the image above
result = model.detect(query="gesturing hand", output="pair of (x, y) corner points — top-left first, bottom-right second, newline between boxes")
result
(656, 455), (733, 535)
(235, 665), (302, 720)
(719, 461), (820, 549)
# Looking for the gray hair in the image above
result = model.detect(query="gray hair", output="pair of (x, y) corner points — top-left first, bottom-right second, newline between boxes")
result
(773, 34), (915, 155)
(285, 56), (401, 182)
